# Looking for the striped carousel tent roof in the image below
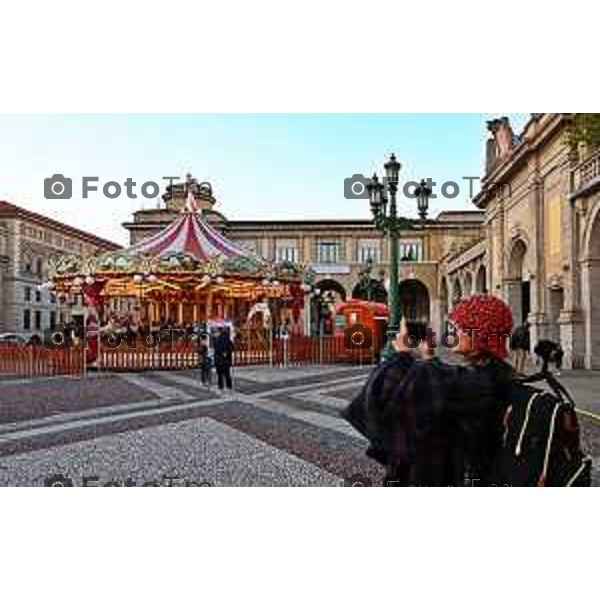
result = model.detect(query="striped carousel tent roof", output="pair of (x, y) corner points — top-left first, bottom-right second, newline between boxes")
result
(126, 208), (256, 262)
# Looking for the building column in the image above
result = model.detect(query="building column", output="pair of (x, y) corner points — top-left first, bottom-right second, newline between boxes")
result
(581, 258), (600, 369)
(527, 311), (547, 354)
(503, 279), (522, 326)
(558, 197), (586, 368)
(527, 271), (546, 351)
(558, 308), (585, 369)
(207, 290), (213, 320)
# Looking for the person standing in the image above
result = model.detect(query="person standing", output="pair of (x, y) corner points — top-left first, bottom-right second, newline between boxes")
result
(534, 339), (563, 375)
(511, 320), (530, 374)
(197, 332), (212, 387)
(343, 294), (515, 487)
(213, 328), (234, 392)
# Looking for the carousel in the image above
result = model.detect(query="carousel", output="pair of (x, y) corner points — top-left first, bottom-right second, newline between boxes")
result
(47, 186), (314, 363)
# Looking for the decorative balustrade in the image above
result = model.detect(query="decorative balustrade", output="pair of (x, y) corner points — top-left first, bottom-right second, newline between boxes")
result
(571, 149), (600, 195)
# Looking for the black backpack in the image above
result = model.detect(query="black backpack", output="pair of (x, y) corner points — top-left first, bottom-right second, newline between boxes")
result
(490, 371), (592, 487)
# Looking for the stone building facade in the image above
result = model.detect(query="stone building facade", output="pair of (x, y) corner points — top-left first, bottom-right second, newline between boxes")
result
(441, 113), (600, 369)
(0, 202), (120, 339)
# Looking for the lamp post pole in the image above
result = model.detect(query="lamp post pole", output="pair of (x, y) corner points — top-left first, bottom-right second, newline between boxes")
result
(367, 154), (430, 359)
(387, 213), (400, 336)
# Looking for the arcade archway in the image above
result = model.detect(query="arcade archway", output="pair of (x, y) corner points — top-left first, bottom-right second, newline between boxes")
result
(311, 279), (347, 335)
(476, 265), (487, 293)
(506, 239), (530, 326)
(464, 272), (473, 297)
(352, 280), (388, 303)
(314, 279), (346, 301)
(452, 278), (463, 306)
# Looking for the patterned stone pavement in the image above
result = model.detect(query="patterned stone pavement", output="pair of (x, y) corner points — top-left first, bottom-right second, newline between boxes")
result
(0, 364), (597, 486)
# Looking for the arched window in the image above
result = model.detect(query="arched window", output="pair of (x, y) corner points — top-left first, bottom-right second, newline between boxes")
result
(23, 252), (33, 274)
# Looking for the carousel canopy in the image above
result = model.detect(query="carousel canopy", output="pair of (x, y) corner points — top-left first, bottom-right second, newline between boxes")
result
(49, 185), (315, 296)
(125, 207), (256, 263)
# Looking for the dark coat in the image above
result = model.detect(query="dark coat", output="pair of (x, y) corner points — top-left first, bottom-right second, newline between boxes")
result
(197, 341), (211, 368)
(213, 335), (234, 368)
(534, 339), (561, 361)
(511, 325), (530, 351)
(342, 352), (514, 486)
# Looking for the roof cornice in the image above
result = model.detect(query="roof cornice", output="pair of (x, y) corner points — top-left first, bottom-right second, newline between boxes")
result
(473, 113), (572, 209)
(0, 201), (121, 250)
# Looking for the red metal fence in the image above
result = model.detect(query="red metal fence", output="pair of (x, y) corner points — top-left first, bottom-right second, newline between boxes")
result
(235, 335), (351, 367)
(0, 334), (375, 377)
(0, 344), (85, 378)
(96, 334), (374, 371)
(99, 340), (199, 371)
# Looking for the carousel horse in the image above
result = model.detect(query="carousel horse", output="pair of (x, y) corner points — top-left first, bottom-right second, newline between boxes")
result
(246, 301), (272, 350)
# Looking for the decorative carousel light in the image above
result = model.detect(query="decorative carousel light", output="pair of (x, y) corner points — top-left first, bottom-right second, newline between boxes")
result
(133, 274), (143, 283)
(147, 274), (158, 283)
(262, 278), (269, 286)
(272, 280), (279, 286)
(202, 274), (211, 284)
(85, 276), (95, 285)
(216, 276), (224, 285)
(73, 276), (84, 286)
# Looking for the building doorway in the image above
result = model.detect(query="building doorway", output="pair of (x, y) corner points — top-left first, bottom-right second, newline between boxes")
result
(506, 239), (530, 326)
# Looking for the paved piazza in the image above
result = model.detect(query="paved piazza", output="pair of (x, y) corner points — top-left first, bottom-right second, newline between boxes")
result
(0, 364), (598, 486)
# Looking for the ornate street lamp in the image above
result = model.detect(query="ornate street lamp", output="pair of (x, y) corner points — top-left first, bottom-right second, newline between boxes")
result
(416, 178), (432, 221)
(367, 155), (430, 358)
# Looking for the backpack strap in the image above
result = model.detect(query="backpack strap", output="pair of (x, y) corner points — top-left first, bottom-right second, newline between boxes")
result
(538, 402), (561, 487)
(514, 392), (542, 457)
(519, 370), (574, 406)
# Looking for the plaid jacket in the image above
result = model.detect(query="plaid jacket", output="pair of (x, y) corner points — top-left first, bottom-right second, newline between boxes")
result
(343, 353), (513, 486)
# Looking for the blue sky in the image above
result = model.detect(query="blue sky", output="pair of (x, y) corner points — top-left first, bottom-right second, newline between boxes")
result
(0, 113), (530, 245)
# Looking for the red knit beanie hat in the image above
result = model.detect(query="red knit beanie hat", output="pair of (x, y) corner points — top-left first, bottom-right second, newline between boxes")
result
(448, 293), (513, 359)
